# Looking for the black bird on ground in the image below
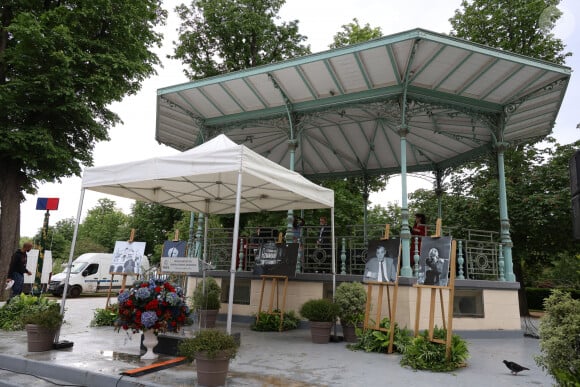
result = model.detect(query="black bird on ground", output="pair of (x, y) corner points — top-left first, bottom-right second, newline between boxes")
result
(503, 360), (530, 375)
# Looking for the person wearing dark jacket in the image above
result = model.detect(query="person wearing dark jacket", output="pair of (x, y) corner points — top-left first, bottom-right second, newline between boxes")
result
(7, 242), (33, 300)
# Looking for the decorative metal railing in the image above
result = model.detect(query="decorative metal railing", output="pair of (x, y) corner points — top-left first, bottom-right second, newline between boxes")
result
(198, 224), (502, 280)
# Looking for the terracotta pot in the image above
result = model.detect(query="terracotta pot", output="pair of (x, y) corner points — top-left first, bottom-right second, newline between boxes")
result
(342, 323), (359, 343)
(199, 309), (219, 328)
(309, 321), (333, 344)
(25, 324), (57, 352)
(195, 350), (232, 387)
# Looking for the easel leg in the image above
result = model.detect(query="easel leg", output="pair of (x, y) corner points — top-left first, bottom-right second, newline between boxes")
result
(364, 284), (373, 329)
(414, 287), (422, 336)
(388, 285), (398, 354)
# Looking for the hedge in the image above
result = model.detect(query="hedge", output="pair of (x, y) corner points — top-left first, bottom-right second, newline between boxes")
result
(525, 288), (580, 311)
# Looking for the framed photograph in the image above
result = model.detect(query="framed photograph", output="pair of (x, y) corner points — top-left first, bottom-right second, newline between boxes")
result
(363, 239), (401, 283)
(252, 243), (299, 277)
(417, 236), (452, 286)
(111, 241), (146, 275)
(162, 240), (187, 258)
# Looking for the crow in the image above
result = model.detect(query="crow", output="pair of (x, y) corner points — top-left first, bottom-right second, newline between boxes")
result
(503, 360), (529, 375)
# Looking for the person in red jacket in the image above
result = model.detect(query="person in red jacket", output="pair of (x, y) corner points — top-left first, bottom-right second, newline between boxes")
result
(411, 213), (427, 257)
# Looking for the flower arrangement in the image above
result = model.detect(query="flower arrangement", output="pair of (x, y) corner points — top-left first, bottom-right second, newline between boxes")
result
(115, 279), (190, 334)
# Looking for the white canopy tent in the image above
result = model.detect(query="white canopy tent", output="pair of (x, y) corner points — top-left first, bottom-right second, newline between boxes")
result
(59, 134), (335, 336)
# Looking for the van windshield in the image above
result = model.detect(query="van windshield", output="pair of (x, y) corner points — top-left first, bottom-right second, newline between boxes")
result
(67, 262), (88, 274)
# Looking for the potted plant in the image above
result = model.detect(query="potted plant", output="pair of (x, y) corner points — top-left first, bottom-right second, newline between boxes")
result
(178, 329), (239, 387)
(192, 277), (221, 328)
(299, 298), (339, 344)
(335, 282), (367, 342)
(22, 299), (64, 352)
(115, 279), (190, 359)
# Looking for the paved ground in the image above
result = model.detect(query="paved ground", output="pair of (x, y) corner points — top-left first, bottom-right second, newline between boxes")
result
(0, 296), (554, 386)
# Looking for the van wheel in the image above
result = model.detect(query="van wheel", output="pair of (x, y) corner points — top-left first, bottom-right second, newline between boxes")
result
(69, 286), (82, 298)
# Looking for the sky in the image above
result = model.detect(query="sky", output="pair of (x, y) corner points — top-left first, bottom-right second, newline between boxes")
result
(19, 0), (579, 237)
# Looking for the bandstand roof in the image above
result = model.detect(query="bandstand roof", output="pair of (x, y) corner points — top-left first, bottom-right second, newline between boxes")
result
(155, 28), (571, 179)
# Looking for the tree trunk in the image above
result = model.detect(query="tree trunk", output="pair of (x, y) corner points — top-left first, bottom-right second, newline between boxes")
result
(0, 163), (25, 289)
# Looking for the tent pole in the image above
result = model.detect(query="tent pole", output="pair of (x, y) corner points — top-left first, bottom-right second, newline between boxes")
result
(54, 187), (85, 346)
(226, 171), (243, 334)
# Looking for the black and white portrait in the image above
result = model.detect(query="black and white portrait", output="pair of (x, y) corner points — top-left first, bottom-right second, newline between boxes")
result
(363, 239), (400, 283)
(163, 240), (187, 258)
(417, 237), (451, 286)
(111, 241), (146, 275)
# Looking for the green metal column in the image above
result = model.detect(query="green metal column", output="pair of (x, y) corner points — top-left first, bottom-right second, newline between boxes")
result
(496, 142), (515, 281)
(34, 210), (50, 294)
(399, 125), (412, 277)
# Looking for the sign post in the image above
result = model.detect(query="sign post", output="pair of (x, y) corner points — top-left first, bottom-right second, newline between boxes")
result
(35, 198), (59, 295)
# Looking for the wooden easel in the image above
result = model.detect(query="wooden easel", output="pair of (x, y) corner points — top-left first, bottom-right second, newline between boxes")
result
(256, 275), (288, 332)
(413, 238), (457, 361)
(380, 224), (390, 240)
(363, 230), (400, 354)
(106, 229), (138, 308)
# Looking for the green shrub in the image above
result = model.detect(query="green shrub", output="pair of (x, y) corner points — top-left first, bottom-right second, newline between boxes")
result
(526, 288), (580, 311)
(178, 329), (239, 361)
(192, 277), (221, 310)
(400, 327), (469, 372)
(299, 299), (339, 322)
(0, 294), (61, 331)
(22, 302), (63, 330)
(535, 290), (580, 385)
(335, 282), (367, 326)
(90, 304), (119, 327)
(348, 317), (412, 354)
(251, 310), (300, 331)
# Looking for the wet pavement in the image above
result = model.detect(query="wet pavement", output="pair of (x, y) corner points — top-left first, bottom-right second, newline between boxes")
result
(0, 297), (554, 386)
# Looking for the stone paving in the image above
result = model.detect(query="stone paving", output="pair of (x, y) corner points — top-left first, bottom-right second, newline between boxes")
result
(0, 297), (554, 386)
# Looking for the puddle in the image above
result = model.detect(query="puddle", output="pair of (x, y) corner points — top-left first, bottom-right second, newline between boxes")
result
(100, 350), (143, 364)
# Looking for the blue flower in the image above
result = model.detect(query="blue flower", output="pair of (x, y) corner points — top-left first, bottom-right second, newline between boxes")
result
(165, 292), (180, 306)
(141, 311), (158, 328)
(118, 291), (130, 303)
(135, 287), (151, 300)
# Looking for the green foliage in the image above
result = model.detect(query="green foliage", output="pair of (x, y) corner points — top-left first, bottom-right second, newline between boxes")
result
(535, 290), (580, 385)
(173, 0), (310, 80)
(78, 199), (131, 252)
(251, 310), (300, 331)
(192, 277), (222, 310)
(449, 0), (570, 65)
(0, 295), (63, 331)
(329, 18), (382, 49)
(178, 329), (239, 361)
(90, 304), (119, 327)
(335, 282), (367, 326)
(299, 299), (339, 322)
(400, 327), (469, 372)
(348, 317), (413, 354)
(129, 202), (183, 259)
(0, 0), (167, 283)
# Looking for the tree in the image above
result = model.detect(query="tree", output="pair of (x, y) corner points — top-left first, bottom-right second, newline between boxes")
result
(172, 0), (310, 80)
(78, 199), (130, 252)
(447, 0), (573, 314)
(0, 1), (167, 287)
(129, 202), (183, 262)
(449, 0), (571, 64)
(329, 18), (382, 49)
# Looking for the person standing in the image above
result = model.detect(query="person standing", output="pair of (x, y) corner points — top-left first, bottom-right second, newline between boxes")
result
(8, 242), (33, 300)
(411, 213), (427, 256)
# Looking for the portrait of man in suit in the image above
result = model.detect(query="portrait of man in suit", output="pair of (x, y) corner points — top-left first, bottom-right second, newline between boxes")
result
(363, 243), (398, 283)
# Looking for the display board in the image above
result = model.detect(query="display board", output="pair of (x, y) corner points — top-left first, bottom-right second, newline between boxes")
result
(252, 243), (299, 277)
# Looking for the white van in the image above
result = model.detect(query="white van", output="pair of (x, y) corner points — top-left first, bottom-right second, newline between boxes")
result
(48, 253), (150, 298)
